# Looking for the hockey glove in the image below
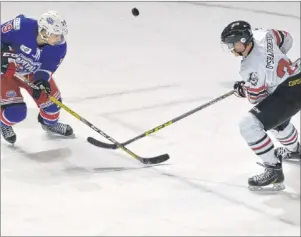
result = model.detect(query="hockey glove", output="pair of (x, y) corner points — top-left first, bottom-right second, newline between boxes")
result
(233, 81), (247, 98)
(1, 52), (18, 79)
(32, 79), (51, 100)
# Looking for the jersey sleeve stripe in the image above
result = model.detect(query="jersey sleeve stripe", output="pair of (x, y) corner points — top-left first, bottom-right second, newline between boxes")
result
(272, 29), (281, 46)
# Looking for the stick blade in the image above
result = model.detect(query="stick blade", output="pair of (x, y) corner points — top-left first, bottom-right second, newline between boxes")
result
(87, 137), (170, 165)
(87, 137), (118, 149)
(140, 154), (170, 164)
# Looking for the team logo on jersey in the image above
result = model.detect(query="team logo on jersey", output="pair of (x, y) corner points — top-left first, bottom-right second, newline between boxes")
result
(6, 90), (17, 97)
(247, 72), (259, 86)
(20, 45), (32, 54)
(15, 54), (42, 74)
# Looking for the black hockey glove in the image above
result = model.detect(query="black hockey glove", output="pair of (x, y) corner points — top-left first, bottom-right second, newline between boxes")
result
(32, 79), (51, 100)
(233, 81), (247, 98)
(1, 52), (18, 78)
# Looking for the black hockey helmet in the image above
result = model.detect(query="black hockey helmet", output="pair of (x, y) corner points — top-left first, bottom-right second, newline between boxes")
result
(221, 20), (253, 48)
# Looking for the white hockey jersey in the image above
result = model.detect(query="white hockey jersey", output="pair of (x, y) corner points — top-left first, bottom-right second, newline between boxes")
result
(239, 28), (299, 104)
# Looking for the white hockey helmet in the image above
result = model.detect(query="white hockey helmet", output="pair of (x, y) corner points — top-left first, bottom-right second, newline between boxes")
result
(38, 10), (68, 41)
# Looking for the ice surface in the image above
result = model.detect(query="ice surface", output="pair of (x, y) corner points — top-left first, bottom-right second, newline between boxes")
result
(1, 2), (300, 236)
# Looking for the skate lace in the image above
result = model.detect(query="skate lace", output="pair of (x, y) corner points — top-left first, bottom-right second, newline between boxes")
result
(252, 162), (274, 182)
(1, 126), (15, 138)
(51, 123), (67, 133)
(43, 122), (68, 134)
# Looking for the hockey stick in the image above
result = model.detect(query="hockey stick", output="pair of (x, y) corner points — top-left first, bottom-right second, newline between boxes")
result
(87, 90), (235, 149)
(15, 74), (169, 165)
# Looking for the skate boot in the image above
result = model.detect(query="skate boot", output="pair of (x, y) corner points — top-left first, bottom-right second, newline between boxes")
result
(275, 142), (301, 160)
(248, 162), (285, 191)
(1, 124), (16, 144)
(38, 114), (73, 137)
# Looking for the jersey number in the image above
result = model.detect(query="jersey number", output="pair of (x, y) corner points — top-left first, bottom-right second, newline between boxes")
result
(1, 21), (13, 33)
(277, 58), (296, 78)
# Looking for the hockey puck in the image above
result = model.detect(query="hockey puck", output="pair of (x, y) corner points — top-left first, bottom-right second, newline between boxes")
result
(132, 8), (139, 16)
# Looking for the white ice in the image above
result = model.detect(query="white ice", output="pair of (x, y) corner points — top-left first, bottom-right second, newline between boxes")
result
(1, 2), (300, 236)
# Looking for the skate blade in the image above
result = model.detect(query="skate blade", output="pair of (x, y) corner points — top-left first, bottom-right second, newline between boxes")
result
(43, 130), (76, 139)
(248, 183), (285, 192)
(284, 155), (300, 161)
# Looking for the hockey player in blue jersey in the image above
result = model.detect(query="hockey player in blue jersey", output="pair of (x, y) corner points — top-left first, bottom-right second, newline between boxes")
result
(1, 10), (73, 144)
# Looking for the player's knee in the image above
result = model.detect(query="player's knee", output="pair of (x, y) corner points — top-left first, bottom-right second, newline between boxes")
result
(0, 103), (27, 125)
(239, 112), (264, 139)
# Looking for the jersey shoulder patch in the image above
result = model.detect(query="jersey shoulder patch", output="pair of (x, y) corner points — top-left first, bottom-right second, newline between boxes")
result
(1, 15), (23, 33)
(1, 20), (14, 33)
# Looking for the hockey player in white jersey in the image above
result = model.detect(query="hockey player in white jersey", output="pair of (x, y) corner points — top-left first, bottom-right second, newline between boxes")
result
(221, 20), (301, 191)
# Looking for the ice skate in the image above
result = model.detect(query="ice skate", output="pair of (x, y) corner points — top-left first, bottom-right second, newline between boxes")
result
(275, 142), (301, 161)
(38, 114), (73, 137)
(248, 162), (285, 191)
(1, 124), (16, 144)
